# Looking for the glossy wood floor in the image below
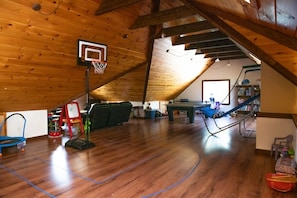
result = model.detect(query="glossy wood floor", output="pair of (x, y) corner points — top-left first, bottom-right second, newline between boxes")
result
(0, 114), (296, 198)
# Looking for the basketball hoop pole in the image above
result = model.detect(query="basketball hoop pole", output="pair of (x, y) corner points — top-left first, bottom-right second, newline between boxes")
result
(68, 39), (107, 150)
(83, 64), (94, 146)
(85, 65), (91, 111)
(83, 61), (106, 145)
(64, 64), (95, 150)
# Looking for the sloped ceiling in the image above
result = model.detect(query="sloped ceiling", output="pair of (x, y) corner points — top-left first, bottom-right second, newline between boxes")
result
(92, 0), (296, 102)
(0, 0), (296, 112)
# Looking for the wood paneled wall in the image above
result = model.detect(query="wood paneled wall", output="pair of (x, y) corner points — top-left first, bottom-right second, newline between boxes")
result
(0, 0), (149, 111)
(0, 0), (296, 113)
(0, 0), (211, 112)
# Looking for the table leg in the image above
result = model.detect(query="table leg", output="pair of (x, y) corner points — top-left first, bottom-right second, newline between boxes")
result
(168, 108), (173, 121)
(187, 109), (195, 123)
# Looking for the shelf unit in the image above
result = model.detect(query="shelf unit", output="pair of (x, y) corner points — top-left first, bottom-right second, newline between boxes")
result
(236, 85), (260, 114)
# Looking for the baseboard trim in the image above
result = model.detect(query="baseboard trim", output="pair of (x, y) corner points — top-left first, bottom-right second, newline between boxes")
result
(256, 112), (292, 119)
(255, 149), (270, 155)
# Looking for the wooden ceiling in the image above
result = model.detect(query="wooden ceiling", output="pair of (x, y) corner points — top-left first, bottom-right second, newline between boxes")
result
(0, 0), (296, 112)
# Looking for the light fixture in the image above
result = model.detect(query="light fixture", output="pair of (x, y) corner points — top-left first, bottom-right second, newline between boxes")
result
(227, 60), (230, 66)
(214, 53), (220, 62)
(32, 0), (63, 15)
(32, 3), (41, 11)
(196, 48), (202, 54)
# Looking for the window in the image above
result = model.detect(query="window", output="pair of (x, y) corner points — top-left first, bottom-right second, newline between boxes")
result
(202, 79), (230, 105)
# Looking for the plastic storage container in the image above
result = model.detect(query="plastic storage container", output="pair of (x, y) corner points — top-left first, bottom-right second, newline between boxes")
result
(145, 110), (156, 119)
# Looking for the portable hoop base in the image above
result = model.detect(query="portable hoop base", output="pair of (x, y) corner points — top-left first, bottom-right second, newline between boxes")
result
(65, 138), (95, 150)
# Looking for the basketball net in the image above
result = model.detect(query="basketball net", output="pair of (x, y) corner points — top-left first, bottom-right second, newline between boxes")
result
(91, 60), (107, 74)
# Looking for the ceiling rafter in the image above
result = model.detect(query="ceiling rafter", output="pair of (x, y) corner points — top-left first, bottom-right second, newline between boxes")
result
(185, 39), (236, 50)
(205, 51), (246, 58)
(214, 55), (248, 61)
(155, 20), (216, 38)
(172, 31), (228, 45)
(183, 1), (297, 51)
(181, 0), (297, 85)
(129, 4), (245, 60)
(130, 6), (196, 29)
(142, 0), (160, 104)
(201, 46), (242, 54)
(95, 0), (143, 15)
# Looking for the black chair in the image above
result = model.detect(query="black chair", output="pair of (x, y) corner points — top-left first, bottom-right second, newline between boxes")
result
(119, 102), (133, 122)
(89, 103), (110, 130)
(107, 103), (122, 126)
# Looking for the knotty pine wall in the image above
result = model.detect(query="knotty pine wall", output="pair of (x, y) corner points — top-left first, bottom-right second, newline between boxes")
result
(0, 0), (212, 113)
(0, 0), (147, 112)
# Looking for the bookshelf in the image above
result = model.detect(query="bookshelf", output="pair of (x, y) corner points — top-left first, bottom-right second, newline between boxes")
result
(236, 85), (260, 113)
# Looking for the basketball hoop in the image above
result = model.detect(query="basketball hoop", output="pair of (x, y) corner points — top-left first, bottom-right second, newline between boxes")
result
(91, 60), (107, 74)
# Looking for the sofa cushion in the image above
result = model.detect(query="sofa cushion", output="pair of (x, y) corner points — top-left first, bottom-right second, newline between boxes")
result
(89, 103), (110, 130)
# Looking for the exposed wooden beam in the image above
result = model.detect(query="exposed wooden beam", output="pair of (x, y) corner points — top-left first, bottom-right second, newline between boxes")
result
(156, 21), (216, 38)
(172, 31), (228, 45)
(142, 0), (160, 104)
(185, 39), (235, 50)
(205, 52), (246, 58)
(130, 6), (196, 29)
(217, 55), (248, 61)
(183, 1), (297, 51)
(200, 46), (242, 54)
(182, 0), (297, 86)
(95, 0), (143, 15)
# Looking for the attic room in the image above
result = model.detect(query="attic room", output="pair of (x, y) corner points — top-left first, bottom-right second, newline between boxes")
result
(0, 0), (297, 197)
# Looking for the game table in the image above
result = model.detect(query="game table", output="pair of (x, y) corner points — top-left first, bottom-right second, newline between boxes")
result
(166, 102), (210, 123)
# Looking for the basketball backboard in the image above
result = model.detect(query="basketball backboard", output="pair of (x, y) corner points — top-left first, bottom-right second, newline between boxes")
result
(77, 39), (107, 66)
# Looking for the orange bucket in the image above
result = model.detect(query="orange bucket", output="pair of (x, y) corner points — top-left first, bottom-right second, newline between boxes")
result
(265, 173), (296, 192)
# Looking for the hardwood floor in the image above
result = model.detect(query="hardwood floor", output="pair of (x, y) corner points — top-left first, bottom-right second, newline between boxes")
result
(0, 114), (296, 198)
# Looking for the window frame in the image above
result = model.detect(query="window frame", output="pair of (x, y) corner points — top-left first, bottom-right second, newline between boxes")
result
(202, 79), (230, 105)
